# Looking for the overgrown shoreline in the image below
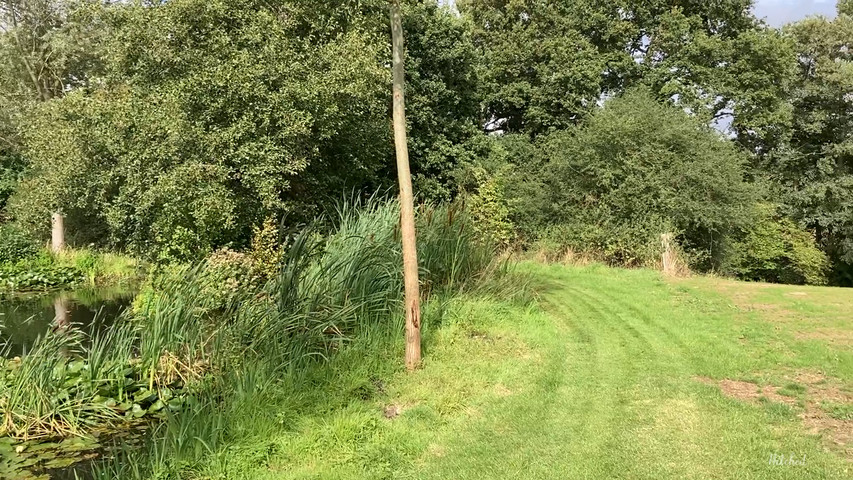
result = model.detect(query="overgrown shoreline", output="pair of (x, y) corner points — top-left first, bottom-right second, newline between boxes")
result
(0, 247), (140, 294)
(0, 199), (500, 478)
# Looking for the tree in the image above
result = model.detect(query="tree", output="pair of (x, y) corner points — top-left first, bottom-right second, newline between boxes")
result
(635, 3), (797, 155)
(460, 0), (796, 149)
(390, 0), (421, 371)
(765, 7), (853, 284)
(10, 0), (391, 258)
(535, 89), (757, 266)
(402, 0), (480, 201)
(459, 0), (629, 135)
(0, 0), (104, 217)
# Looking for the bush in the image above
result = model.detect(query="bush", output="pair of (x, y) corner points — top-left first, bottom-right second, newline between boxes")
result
(722, 205), (829, 285)
(482, 89), (757, 268)
(249, 217), (282, 279)
(534, 212), (674, 267)
(467, 168), (515, 249)
(456, 134), (548, 243)
(0, 224), (38, 264)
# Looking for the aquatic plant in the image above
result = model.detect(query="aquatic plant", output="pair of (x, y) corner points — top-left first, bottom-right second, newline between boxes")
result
(0, 198), (500, 476)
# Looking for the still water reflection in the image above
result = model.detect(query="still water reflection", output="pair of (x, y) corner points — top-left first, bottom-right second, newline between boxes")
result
(0, 288), (134, 356)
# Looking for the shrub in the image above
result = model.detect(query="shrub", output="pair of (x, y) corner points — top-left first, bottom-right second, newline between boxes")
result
(533, 211), (674, 267)
(467, 168), (515, 249)
(202, 248), (261, 310)
(487, 89), (756, 269)
(249, 217), (282, 279)
(722, 205), (829, 285)
(0, 224), (38, 264)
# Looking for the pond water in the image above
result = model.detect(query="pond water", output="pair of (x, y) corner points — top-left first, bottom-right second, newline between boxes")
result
(0, 287), (134, 357)
(0, 286), (138, 479)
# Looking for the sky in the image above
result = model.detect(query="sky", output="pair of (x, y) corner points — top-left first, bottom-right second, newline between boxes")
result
(753, 0), (837, 27)
(440, 1), (839, 27)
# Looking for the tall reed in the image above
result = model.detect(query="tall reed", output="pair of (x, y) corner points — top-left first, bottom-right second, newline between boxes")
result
(3, 197), (501, 476)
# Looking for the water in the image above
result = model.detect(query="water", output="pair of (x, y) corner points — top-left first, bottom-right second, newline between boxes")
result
(0, 287), (135, 357)
(0, 286), (137, 479)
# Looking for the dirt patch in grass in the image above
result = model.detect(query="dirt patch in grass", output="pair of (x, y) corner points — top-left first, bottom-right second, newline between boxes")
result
(794, 328), (853, 347)
(493, 383), (514, 397)
(698, 372), (853, 460)
(801, 404), (853, 458)
(695, 377), (798, 406)
(790, 370), (853, 404)
(691, 279), (800, 319)
(382, 401), (419, 420)
(790, 370), (853, 456)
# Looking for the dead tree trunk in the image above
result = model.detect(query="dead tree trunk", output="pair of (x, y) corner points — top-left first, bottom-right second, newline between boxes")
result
(51, 212), (65, 253)
(390, 0), (421, 371)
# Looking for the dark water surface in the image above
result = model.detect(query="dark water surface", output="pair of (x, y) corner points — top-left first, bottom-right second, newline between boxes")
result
(0, 287), (134, 356)
(1, 286), (138, 479)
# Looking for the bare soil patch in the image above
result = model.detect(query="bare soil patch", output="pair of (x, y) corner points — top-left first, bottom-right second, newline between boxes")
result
(696, 372), (852, 460)
(794, 328), (853, 347)
(695, 377), (797, 406)
(801, 404), (853, 459)
(493, 383), (513, 397)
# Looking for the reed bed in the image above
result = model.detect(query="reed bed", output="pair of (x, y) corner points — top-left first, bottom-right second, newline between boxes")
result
(0, 198), (499, 452)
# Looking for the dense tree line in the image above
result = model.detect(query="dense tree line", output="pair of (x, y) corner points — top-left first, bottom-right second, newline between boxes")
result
(0, 0), (851, 285)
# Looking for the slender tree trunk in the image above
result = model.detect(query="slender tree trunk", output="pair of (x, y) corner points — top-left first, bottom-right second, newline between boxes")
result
(51, 211), (65, 253)
(390, 0), (421, 371)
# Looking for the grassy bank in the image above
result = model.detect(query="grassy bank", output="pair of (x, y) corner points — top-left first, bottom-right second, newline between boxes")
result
(1, 200), (499, 477)
(0, 248), (139, 293)
(97, 262), (852, 479)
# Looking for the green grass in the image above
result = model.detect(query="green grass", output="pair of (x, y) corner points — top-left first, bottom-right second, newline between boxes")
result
(115, 262), (852, 479)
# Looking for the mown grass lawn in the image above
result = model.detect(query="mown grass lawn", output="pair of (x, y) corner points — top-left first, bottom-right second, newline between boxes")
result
(190, 262), (852, 479)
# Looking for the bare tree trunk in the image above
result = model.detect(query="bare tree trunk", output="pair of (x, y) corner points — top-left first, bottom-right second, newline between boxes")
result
(390, 0), (421, 371)
(51, 211), (64, 253)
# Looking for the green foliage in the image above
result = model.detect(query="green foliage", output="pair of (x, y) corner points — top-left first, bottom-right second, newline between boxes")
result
(0, 261), (83, 292)
(0, 0), (106, 103)
(417, 201), (496, 292)
(11, 0), (391, 258)
(0, 247), (136, 292)
(1, 199), (497, 444)
(7, 0), (484, 257)
(461, 0), (623, 134)
(0, 330), (190, 441)
(467, 168), (515, 249)
(0, 152), (25, 215)
(460, 0), (794, 144)
(201, 249), (261, 311)
(637, 5), (797, 154)
(403, 1), (481, 201)
(761, 11), (853, 285)
(249, 218), (282, 280)
(0, 0), (850, 289)
(723, 205), (829, 285)
(0, 224), (37, 263)
(486, 90), (756, 267)
(534, 215), (674, 267)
